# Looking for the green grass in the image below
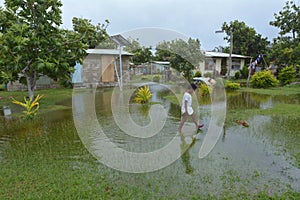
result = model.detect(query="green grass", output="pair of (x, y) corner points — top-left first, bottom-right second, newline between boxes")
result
(239, 84), (300, 95)
(0, 88), (73, 114)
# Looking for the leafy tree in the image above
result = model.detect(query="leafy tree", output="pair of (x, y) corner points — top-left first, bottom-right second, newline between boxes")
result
(270, 1), (300, 40)
(0, 0), (108, 98)
(222, 20), (270, 59)
(155, 38), (203, 81)
(72, 17), (109, 49)
(124, 39), (153, 65)
(278, 66), (296, 85)
(269, 1), (300, 68)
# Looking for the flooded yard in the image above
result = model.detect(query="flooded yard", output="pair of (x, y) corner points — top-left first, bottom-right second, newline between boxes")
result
(0, 85), (300, 199)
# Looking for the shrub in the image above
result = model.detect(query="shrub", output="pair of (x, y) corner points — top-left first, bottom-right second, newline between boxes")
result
(204, 72), (212, 78)
(225, 81), (240, 90)
(278, 66), (296, 85)
(134, 85), (152, 104)
(250, 70), (278, 88)
(194, 71), (202, 78)
(199, 83), (211, 96)
(240, 66), (249, 79)
(152, 75), (161, 83)
(234, 71), (241, 80)
(141, 75), (148, 80)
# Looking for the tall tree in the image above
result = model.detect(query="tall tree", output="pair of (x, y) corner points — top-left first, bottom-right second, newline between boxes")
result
(124, 39), (153, 65)
(222, 20), (270, 59)
(155, 38), (203, 81)
(269, 1), (300, 67)
(0, 0), (108, 98)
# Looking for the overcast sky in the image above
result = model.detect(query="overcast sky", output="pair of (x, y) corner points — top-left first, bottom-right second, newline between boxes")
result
(0, 0), (289, 50)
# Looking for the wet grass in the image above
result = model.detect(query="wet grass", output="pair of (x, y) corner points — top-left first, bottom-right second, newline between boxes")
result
(1, 86), (300, 199)
(239, 84), (300, 95)
(0, 88), (73, 115)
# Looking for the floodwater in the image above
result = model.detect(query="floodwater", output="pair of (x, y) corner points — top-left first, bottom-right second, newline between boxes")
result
(1, 85), (300, 197)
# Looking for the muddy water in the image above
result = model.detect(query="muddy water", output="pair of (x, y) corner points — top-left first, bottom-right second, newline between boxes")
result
(0, 86), (299, 197)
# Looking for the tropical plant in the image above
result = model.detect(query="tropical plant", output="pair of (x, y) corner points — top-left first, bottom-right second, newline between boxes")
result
(199, 83), (211, 96)
(193, 71), (202, 78)
(250, 70), (279, 88)
(11, 94), (44, 120)
(278, 66), (296, 85)
(134, 85), (152, 104)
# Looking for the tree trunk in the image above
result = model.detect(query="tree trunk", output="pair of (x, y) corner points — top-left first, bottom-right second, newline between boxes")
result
(25, 71), (36, 99)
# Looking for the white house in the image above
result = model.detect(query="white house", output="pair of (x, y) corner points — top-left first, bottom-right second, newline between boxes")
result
(198, 51), (251, 77)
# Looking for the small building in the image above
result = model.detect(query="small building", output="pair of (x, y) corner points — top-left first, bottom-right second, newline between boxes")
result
(198, 51), (251, 77)
(72, 49), (132, 88)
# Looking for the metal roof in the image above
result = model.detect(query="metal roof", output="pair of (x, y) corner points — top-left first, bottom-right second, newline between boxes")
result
(110, 34), (131, 46)
(153, 61), (170, 65)
(86, 49), (132, 56)
(204, 51), (251, 59)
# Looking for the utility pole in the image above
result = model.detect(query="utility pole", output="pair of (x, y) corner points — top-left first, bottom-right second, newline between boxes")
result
(228, 28), (233, 80)
(216, 28), (233, 79)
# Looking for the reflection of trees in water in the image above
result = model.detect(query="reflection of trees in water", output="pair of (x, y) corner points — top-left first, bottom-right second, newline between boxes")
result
(168, 103), (181, 119)
(227, 92), (261, 110)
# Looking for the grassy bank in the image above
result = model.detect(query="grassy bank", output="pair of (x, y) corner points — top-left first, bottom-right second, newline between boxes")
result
(0, 88), (73, 115)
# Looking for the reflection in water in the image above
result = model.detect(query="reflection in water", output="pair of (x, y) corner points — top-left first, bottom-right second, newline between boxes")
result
(1, 86), (300, 195)
(180, 135), (196, 174)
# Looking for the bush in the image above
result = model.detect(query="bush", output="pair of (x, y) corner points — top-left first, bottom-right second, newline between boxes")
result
(234, 71), (241, 80)
(250, 70), (279, 88)
(204, 72), (212, 78)
(152, 75), (160, 83)
(240, 66), (249, 79)
(194, 71), (202, 78)
(278, 66), (296, 85)
(141, 75), (148, 80)
(199, 83), (211, 96)
(225, 81), (240, 90)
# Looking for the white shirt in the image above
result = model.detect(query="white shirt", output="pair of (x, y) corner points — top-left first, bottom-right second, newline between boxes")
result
(181, 92), (193, 115)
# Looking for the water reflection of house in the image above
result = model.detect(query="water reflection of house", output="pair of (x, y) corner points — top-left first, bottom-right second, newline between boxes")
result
(72, 49), (132, 88)
(198, 51), (251, 76)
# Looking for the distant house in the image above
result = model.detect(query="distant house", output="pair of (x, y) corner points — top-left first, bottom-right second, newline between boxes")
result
(72, 49), (132, 88)
(198, 51), (251, 77)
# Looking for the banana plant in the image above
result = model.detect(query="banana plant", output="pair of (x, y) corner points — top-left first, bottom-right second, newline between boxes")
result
(11, 94), (44, 119)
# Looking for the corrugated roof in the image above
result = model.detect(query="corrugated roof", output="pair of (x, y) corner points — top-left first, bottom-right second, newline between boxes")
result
(153, 61), (170, 65)
(204, 51), (251, 59)
(86, 49), (133, 56)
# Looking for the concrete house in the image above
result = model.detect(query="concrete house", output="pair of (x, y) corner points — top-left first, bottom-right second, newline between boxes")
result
(198, 51), (251, 77)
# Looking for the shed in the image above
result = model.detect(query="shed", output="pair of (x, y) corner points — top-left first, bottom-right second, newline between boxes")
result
(73, 49), (132, 88)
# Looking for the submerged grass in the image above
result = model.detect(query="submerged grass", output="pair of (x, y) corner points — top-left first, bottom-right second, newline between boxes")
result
(1, 86), (300, 199)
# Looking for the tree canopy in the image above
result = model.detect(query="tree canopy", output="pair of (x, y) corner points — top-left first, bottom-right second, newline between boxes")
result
(155, 38), (203, 80)
(124, 39), (153, 65)
(0, 0), (109, 98)
(269, 1), (300, 68)
(221, 20), (270, 59)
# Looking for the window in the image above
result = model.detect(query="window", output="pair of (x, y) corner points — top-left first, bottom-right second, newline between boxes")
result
(205, 59), (216, 70)
(232, 59), (241, 71)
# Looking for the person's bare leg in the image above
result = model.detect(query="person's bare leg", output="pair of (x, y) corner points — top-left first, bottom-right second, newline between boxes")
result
(178, 114), (188, 134)
(191, 113), (204, 129)
(191, 113), (199, 127)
